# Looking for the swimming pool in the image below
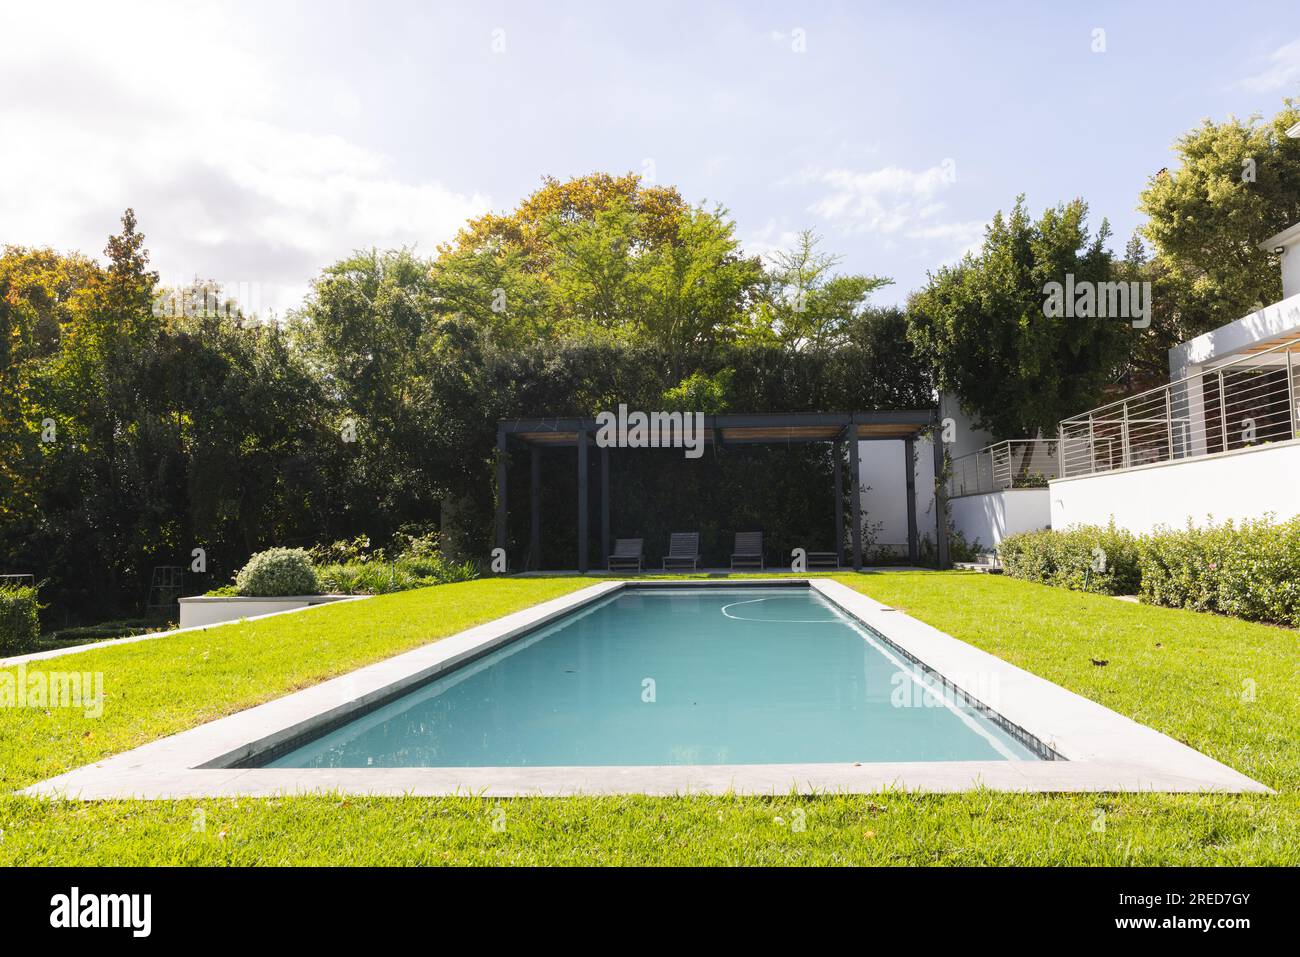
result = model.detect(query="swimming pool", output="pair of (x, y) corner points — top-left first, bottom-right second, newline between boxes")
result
(264, 586), (1047, 768)
(29, 579), (1270, 798)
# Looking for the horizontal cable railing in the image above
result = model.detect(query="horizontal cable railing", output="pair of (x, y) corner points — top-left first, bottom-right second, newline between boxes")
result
(1059, 333), (1300, 479)
(947, 439), (1062, 497)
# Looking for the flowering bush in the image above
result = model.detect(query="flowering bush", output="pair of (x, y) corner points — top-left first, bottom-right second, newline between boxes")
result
(234, 548), (319, 597)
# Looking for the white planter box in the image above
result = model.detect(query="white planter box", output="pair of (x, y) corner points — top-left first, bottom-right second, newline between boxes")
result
(178, 594), (358, 629)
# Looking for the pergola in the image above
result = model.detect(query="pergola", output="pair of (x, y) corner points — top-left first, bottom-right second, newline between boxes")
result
(495, 410), (949, 572)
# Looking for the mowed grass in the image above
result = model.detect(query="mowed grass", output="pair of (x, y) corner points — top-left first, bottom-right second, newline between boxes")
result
(1, 572), (1296, 865)
(0, 577), (593, 788)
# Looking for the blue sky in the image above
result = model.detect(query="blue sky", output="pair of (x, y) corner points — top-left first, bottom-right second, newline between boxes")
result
(3, 0), (1299, 313)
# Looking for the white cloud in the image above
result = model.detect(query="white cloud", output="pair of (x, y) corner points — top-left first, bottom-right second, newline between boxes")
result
(1237, 38), (1300, 93)
(780, 160), (988, 269)
(799, 162), (958, 236)
(905, 220), (987, 266)
(0, 1), (488, 315)
(741, 219), (803, 265)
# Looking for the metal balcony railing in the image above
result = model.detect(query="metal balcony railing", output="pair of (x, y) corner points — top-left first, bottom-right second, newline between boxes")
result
(947, 439), (1062, 497)
(1058, 333), (1300, 479)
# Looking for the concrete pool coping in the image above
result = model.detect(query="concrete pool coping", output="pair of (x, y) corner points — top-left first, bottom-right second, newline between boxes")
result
(23, 579), (1271, 799)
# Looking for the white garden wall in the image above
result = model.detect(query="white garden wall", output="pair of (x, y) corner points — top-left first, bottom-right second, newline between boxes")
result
(949, 489), (1051, 549)
(1049, 441), (1300, 533)
(857, 436), (937, 550)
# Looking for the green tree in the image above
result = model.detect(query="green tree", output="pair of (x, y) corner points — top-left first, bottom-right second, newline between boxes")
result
(756, 230), (892, 353)
(0, 246), (101, 540)
(907, 196), (1126, 438)
(432, 173), (765, 358)
(1138, 99), (1300, 332)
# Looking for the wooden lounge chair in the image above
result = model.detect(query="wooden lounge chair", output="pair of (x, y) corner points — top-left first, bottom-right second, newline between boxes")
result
(662, 532), (701, 571)
(730, 531), (764, 569)
(607, 538), (644, 572)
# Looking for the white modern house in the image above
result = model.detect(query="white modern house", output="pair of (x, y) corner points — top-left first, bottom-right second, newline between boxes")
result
(939, 223), (1300, 548)
(1050, 224), (1300, 533)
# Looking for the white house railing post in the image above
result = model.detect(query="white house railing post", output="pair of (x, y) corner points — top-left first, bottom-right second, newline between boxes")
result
(1288, 347), (1298, 440)
(1087, 413), (1096, 472)
(1217, 370), (1229, 453)
(1121, 401), (1130, 470)
(1164, 386), (1174, 461)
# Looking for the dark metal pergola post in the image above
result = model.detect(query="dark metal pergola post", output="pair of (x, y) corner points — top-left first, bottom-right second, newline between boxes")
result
(904, 435), (918, 564)
(832, 439), (844, 568)
(495, 424), (508, 566)
(577, 429), (589, 573)
(529, 446), (541, 570)
(931, 424), (950, 569)
(600, 446), (610, 568)
(849, 419), (862, 571)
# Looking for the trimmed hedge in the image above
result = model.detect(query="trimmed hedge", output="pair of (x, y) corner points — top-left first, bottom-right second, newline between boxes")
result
(998, 523), (1140, 595)
(234, 548), (319, 597)
(998, 517), (1300, 627)
(1138, 517), (1300, 627)
(0, 585), (41, 655)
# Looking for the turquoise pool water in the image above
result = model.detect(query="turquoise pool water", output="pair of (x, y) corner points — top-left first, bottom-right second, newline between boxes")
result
(265, 587), (1043, 768)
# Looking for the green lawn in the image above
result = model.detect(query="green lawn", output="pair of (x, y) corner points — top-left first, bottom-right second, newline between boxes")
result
(1, 572), (1296, 865)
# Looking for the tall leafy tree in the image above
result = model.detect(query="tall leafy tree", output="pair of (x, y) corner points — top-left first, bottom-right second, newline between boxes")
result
(0, 246), (101, 542)
(907, 196), (1126, 438)
(1138, 99), (1300, 332)
(755, 230), (892, 353)
(433, 173), (765, 357)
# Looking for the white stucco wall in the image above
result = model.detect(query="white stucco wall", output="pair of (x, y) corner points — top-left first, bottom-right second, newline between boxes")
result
(1261, 222), (1300, 301)
(1049, 441), (1300, 533)
(854, 397), (993, 551)
(949, 489), (1052, 549)
(1168, 291), (1300, 380)
(857, 437), (937, 549)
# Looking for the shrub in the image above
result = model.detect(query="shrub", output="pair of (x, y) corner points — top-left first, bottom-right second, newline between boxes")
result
(998, 523), (1140, 595)
(307, 535), (378, 566)
(1138, 516), (1300, 626)
(0, 585), (42, 654)
(234, 548), (319, 597)
(315, 553), (478, 595)
(999, 517), (1300, 626)
(947, 529), (984, 564)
